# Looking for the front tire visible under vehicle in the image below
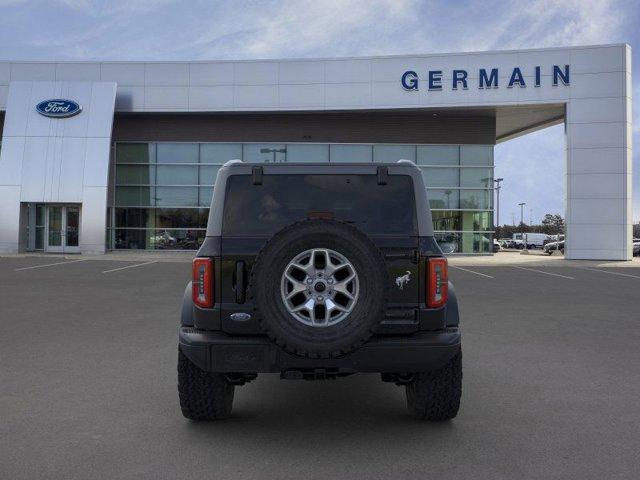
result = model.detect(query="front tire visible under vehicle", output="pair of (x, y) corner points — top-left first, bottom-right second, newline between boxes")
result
(178, 348), (234, 421)
(405, 349), (462, 421)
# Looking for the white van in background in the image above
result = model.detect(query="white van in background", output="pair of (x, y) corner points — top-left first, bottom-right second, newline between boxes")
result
(512, 232), (551, 249)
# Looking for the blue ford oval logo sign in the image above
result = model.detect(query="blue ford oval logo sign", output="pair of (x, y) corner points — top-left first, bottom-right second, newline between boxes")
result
(36, 99), (82, 118)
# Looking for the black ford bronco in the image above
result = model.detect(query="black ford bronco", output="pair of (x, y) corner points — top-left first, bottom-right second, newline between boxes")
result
(178, 160), (462, 421)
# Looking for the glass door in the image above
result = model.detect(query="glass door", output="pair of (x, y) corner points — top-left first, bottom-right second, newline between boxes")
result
(45, 205), (81, 253)
(64, 206), (81, 253)
(46, 206), (64, 253)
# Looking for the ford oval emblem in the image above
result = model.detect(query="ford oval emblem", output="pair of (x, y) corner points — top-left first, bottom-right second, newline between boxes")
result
(36, 99), (82, 118)
(230, 312), (252, 322)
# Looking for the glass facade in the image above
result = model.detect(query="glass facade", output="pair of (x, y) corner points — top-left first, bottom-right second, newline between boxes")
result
(109, 143), (494, 253)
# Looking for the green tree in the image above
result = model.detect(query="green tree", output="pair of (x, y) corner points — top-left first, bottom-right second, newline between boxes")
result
(541, 214), (565, 234)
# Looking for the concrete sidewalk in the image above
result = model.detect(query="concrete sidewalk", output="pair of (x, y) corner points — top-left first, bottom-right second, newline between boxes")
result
(449, 251), (640, 268)
(0, 250), (195, 262)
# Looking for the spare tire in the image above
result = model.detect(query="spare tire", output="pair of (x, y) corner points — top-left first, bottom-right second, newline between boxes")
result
(250, 219), (387, 358)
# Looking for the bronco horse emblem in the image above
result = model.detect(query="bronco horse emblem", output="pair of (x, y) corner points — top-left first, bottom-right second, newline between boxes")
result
(395, 270), (411, 290)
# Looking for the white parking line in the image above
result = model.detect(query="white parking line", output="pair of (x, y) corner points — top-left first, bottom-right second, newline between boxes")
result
(449, 265), (494, 278)
(15, 259), (87, 271)
(579, 267), (640, 279)
(512, 266), (574, 280)
(102, 261), (158, 274)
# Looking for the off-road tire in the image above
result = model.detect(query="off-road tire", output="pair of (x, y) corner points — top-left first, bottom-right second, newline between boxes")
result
(250, 219), (387, 359)
(406, 349), (462, 421)
(178, 347), (234, 421)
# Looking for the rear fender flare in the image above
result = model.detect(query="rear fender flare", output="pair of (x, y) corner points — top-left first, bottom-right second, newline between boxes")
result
(181, 282), (194, 327)
(445, 281), (459, 327)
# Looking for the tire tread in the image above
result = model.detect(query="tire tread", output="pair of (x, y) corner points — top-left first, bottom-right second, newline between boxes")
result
(406, 350), (462, 421)
(178, 348), (234, 421)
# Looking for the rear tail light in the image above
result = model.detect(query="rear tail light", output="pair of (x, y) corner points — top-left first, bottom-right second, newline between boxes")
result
(427, 257), (448, 308)
(192, 257), (214, 308)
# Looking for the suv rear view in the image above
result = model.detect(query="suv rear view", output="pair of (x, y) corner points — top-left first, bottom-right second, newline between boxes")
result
(178, 161), (462, 421)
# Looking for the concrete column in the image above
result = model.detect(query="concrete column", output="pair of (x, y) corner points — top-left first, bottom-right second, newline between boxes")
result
(564, 45), (632, 260)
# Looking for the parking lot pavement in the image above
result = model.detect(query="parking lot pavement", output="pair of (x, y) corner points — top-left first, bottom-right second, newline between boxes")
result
(1, 257), (640, 479)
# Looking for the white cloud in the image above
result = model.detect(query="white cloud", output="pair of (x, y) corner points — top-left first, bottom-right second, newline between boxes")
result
(490, 0), (625, 49)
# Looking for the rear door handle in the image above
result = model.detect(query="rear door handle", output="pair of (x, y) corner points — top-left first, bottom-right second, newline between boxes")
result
(235, 261), (246, 304)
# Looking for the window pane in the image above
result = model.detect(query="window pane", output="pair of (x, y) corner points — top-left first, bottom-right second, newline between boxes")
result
(461, 145), (493, 165)
(155, 187), (199, 207)
(420, 167), (458, 188)
(462, 232), (493, 253)
(432, 211), (461, 231)
(460, 168), (493, 188)
(35, 226), (44, 250)
(199, 165), (221, 186)
(115, 208), (154, 228)
(435, 232), (461, 254)
(434, 232), (493, 254)
(156, 165), (198, 185)
(200, 144), (242, 164)
(373, 145), (416, 163)
(286, 144), (329, 163)
(36, 205), (45, 226)
(113, 229), (150, 249)
(432, 210), (493, 231)
(330, 145), (372, 163)
(417, 146), (459, 165)
(199, 187), (214, 207)
(116, 165), (155, 185)
(116, 143), (155, 164)
(115, 187), (154, 206)
(157, 143), (198, 164)
(223, 174), (416, 235)
(155, 208), (208, 229)
(112, 228), (205, 250)
(461, 211), (493, 231)
(150, 229), (205, 250)
(243, 144), (287, 163)
(427, 189), (459, 209)
(460, 189), (493, 209)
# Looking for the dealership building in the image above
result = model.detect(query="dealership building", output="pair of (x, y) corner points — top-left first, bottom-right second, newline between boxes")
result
(0, 44), (633, 259)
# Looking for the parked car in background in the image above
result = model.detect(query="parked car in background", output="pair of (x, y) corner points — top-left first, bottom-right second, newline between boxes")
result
(504, 237), (525, 249)
(513, 232), (551, 249)
(493, 239), (501, 253)
(633, 238), (640, 256)
(544, 240), (565, 255)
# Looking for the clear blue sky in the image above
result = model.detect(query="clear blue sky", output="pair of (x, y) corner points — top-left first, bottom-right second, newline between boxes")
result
(0, 0), (637, 225)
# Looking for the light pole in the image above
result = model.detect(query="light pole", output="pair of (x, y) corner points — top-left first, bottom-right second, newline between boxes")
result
(494, 178), (503, 227)
(518, 202), (526, 226)
(518, 202), (528, 253)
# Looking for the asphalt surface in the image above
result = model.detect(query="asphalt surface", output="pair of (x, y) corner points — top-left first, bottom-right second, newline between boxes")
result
(1, 257), (639, 479)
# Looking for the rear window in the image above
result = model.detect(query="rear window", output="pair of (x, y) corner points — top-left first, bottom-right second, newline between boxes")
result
(222, 174), (417, 236)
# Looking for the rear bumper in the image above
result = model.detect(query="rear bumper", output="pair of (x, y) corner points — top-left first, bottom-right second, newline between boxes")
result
(179, 327), (461, 374)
